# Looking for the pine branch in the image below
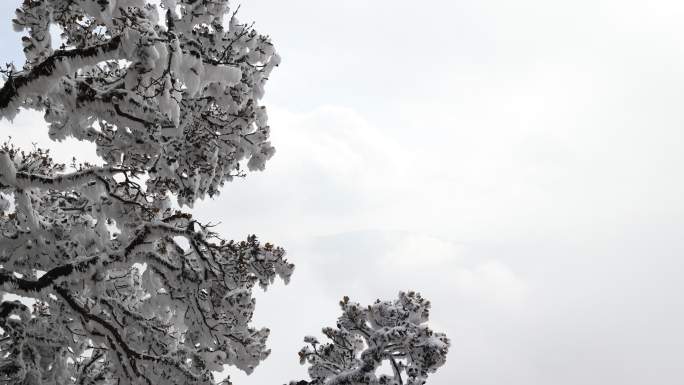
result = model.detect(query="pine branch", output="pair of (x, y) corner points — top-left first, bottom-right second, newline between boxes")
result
(0, 35), (122, 113)
(0, 257), (99, 295)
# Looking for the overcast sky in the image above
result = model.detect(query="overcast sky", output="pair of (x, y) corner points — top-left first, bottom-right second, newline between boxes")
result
(1, 1), (684, 384)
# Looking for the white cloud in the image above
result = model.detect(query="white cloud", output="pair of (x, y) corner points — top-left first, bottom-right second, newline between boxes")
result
(383, 233), (464, 268)
(452, 260), (527, 305)
(301, 230), (527, 306)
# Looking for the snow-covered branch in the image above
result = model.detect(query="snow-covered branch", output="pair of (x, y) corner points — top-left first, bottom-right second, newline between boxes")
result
(54, 285), (205, 384)
(0, 160), (131, 191)
(0, 256), (98, 296)
(0, 35), (122, 118)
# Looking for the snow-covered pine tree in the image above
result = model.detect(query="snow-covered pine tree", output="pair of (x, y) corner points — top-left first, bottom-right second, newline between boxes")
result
(292, 292), (450, 385)
(0, 1), (448, 384)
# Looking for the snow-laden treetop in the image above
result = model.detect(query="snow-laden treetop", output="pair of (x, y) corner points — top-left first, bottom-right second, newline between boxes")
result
(2, 0), (279, 207)
(293, 292), (451, 385)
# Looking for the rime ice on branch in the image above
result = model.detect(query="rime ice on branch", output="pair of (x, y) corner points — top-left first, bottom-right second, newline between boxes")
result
(0, 1), (291, 384)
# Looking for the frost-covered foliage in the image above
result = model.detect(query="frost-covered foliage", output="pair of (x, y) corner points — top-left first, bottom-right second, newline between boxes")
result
(2, 0), (280, 207)
(0, 0), (292, 384)
(293, 292), (450, 385)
